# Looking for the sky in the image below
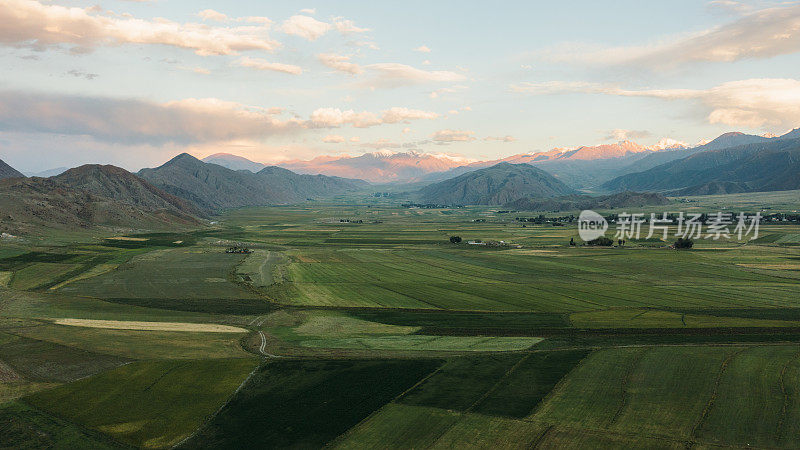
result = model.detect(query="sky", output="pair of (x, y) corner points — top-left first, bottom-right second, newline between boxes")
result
(2, 0), (800, 172)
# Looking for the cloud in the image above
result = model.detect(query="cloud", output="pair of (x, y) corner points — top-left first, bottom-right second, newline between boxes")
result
(509, 80), (700, 99)
(0, 0), (280, 55)
(322, 134), (345, 143)
(0, 89), (445, 147)
(197, 9), (229, 22)
(66, 69), (98, 80)
(431, 129), (476, 142)
(332, 17), (370, 34)
(414, 45), (431, 53)
(317, 53), (362, 74)
(309, 107), (439, 128)
(484, 135), (516, 142)
(362, 63), (467, 88)
(237, 56), (303, 75)
(707, 0), (753, 14)
(299, 8), (316, 14)
(429, 85), (468, 99)
(541, 4), (800, 68)
(352, 40), (379, 50)
(603, 129), (651, 141)
(511, 78), (800, 129)
(0, 91), (302, 144)
(360, 139), (401, 150)
(281, 15), (331, 41)
(381, 107), (439, 123)
(349, 136), (360, 142)
(190, 67), (210, 75)
(402, 127), (411, 134)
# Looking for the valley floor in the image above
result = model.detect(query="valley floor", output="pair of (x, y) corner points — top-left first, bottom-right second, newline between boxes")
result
(2, 195), (800, 448)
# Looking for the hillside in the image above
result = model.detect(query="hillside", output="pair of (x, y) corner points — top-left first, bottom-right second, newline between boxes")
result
(603, 137), (800, 194)
(506, 191), (669, 212)
(139, 153), (366, 211)
(0, 177), (201, 235)
(0, 159), (24, 180)
(256, 166), (368, 198)
(54, 165), (204, 218)
(417, 162), (573, 205)
(202, 153), (266, 172)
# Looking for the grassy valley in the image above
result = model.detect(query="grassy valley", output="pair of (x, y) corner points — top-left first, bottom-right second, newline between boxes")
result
(0, 188), (799, 447)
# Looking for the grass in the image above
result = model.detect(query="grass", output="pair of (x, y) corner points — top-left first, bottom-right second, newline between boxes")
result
(10, 263), (79, 290)
(348, 309), (569, 330)
(182, 358), (441, 449)
(299, 335), (542, 352)
(333, 404), (462, 449)
(58, 248), (258, 300)
(427, 413), (550, 449)
(2, 202), (800, 447)
(0, 402), (124, 449)
(0, 332), (129, 382)
(472, 349), (590, 417)
(235, 250), (283, 287)
(8, 323), (252, 359)
(24, 359), (257, 449)
(261, 244), (800, 313)
(569, 308), (800, 328)
(0, 288), (257, 325)
(399, 354), (523, 411)
(696, 345), (800, 447)
(99, 297), (275, 315)
(529, 345), (800, 447)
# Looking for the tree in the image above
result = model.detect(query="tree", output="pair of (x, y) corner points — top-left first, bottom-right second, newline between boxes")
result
(674, 237), (694, 249)
(587, 236), (614, 246)
(449, 236), (462, 244)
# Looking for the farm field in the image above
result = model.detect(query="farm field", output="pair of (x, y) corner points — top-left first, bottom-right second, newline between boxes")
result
(1, 195), (800, 448)
(24, 359), (258, 448)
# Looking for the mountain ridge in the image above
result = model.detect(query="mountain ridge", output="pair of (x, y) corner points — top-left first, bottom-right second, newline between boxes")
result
(0, 159), (25, 180)
(0, 164), (203, 234)
(417, 162), (574, 205)
(602, 137), (800, 194)
(139, 153), (366, 211)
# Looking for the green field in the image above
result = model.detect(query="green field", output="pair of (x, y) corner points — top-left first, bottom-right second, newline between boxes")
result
(182, 359), (441, 448)
(1, 196), (800, 448)
(24, 359), (257, 448)
(58, 247), (257, 300)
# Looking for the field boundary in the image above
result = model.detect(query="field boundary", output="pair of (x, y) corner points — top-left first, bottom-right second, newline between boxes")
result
(325, 360), (447, 448)
(172, 359), (262, 449)
(689, 346), (749, 443)
(775, 349), (800, 441)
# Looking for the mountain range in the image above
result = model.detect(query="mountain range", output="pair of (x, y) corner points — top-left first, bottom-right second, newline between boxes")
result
(0, 164), (202, 235)
(417, 162), (573, 205)
(0, 126), (798, 234)
(277, 151), (469, 183)
(602, 136), (800, 195)
(251, 130), (796, 189)
(139, 153), (367, 212)
(0, 154), (367, 234)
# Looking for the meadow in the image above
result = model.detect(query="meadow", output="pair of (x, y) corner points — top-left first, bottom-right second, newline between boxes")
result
(1, 192), (800, 448)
